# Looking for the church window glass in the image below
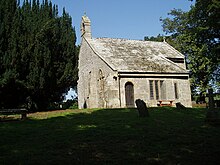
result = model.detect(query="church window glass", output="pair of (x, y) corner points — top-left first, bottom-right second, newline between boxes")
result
(149, 80), (166, 100)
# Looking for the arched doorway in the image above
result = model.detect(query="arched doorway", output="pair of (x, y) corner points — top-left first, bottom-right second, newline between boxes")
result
(125, 82), (134, 107)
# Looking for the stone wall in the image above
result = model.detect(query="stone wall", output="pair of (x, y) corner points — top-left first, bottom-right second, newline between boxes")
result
(119, 77), (192, 108)
(78, 38), (120, 109)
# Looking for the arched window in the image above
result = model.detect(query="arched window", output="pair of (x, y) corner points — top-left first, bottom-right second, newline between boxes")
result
(88, 71), (91, 95)
(98, 69), (105, 108)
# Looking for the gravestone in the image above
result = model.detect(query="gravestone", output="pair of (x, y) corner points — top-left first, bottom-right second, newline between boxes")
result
(176, 102), (185, 109)
(135, 99), (149, 117)
(216, 100), (220, 108)
(205, 88), (220, 125)
(208, 88), (215, 108)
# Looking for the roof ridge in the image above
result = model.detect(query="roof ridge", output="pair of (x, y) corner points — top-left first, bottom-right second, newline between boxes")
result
(95, 37), (164, 43)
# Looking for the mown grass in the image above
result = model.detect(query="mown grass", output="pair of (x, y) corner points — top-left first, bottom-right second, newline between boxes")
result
(0, 107), (220, 165)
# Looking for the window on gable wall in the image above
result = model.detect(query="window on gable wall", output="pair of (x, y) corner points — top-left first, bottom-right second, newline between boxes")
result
(149, 80), (166, 100)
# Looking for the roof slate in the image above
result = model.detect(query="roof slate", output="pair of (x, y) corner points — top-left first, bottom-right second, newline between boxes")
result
(87, 37), (187, 73)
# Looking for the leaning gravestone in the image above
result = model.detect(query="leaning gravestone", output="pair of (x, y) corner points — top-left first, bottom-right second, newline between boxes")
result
(135, 99), (149, 117)
(176, 102), (186, 109)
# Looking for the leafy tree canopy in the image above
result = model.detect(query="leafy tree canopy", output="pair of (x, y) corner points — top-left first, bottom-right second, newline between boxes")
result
(157, 0), (220, 95)
(0, 0), (78, 111)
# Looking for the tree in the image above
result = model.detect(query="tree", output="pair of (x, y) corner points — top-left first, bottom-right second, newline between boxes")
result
(160, 0), (220, 95)
(144, 34), (164, 42)
(0, 0), (22, 108)
(0, 0), (78, 110)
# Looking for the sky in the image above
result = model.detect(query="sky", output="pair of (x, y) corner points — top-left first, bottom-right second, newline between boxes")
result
(50, 0), (194, 100)
(50, 0), (194, 45)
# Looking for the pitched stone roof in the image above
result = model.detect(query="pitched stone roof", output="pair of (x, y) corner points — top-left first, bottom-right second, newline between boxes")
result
(87, 37), (187, 73)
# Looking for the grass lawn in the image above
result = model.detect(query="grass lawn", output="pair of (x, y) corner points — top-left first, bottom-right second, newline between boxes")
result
(0, 107), (220, 165)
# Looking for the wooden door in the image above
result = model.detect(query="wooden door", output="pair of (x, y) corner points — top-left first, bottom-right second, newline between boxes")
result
(125, 82), (134, 107)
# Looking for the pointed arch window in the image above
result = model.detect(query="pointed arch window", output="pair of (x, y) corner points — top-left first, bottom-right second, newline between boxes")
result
(98, 69), (105, 108)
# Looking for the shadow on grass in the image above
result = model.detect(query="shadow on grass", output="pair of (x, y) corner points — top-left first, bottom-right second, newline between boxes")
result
(1, 108), (220, 165)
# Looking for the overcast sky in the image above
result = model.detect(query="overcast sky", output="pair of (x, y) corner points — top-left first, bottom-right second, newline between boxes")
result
(51, 0), (194, 45)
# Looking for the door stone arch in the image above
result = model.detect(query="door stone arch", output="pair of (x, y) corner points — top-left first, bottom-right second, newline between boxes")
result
(125, 82), (134, 107)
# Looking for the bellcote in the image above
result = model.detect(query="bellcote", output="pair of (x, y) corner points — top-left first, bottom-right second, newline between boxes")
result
(81, 15), (92, 39)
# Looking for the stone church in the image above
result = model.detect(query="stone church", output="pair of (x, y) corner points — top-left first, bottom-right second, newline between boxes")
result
(77, 15), (192, 109)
